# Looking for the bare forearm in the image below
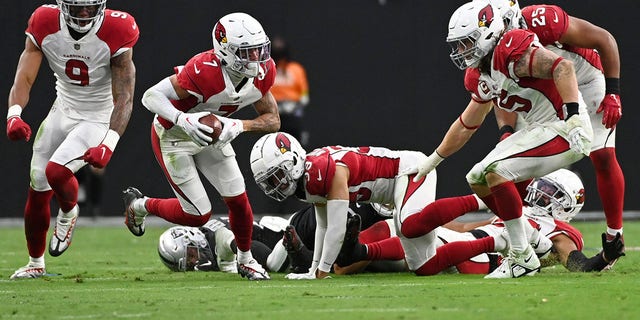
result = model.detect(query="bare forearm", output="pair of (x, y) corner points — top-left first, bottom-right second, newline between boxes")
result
(110, 53), (136, 135)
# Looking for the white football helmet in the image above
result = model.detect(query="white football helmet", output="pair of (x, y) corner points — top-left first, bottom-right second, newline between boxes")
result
(250, 132), (306, 201)
(57, 0), (106, 33)
(447, 0), (505, 70)
(212, 12), (271, 78)
(525, 169), (586, 222)
(476, 0), (524, 31)
(158, 226), (215, 271)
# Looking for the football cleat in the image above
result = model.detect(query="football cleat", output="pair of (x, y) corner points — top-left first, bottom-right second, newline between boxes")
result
(123, 187), (146, 236)
(283, 225), (304, 253)
(485, 246), (540, 279)
(10, 263), (46, 280)
(603, 233), (625, 271)
(49, 205), (79, 257)
(335, 213), (367, 267)
(238, 259), (270, 280)
(526, 225), (553, 259)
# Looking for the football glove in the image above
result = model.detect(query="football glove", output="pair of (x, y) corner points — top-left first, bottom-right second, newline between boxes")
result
(601, 232), (625, 263)
(565, 115), (590, 156)
(83, 145), (113, 168)
(176, 111), (213, 146)
(213, 116), (243, 149)
(596, 94), (622, 129)
(413, 151), (445, 182)
(82, 129), (120, 168)
(7, 116), (31, 141)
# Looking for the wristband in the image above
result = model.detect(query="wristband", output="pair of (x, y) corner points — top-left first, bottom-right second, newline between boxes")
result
(605, 78), (621, 95)
(564, 102), (579, 120)
(7, 104), (22, 119)
(498, 125), (515, 137)
(102, 129), (120, 150)
(433, 150), (446, 161)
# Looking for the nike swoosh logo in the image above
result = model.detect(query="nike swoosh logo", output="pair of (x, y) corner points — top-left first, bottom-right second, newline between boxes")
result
(194, 64), (201, 74)
(524, 255), (532, 263)
(100, 146), (107, 159)
(505, 37), (513, 48)
(553, 12), (559, 23)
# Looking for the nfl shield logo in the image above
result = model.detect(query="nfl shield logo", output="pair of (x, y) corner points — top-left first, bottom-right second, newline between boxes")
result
(74, 43), (80, 50)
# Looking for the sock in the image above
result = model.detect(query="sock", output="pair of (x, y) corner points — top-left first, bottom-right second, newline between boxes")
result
(366, 237), (405, 260)
(29, 256), (45, 267)
(45, 162), (78, 213)
(490, 181), (523, 220)
(479, 194), (498, 214)
(504, 217), (528, 253)
(224, 192), (254, 252)
(401, 195), (479, 238)
(24, 188), (54, 258)
(591, 148), (625, 230)
(145, 198), (210, 226)
(607, 227), (623, 238)
(415, 237), (494, 276)
(359, 220), (392, 244)
(237, 249), (254, 265)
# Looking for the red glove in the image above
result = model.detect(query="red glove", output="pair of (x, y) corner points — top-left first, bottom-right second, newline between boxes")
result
(596, 93), (622, 129)
(82, 144), (113, 169)
(7, 116), (32, 141)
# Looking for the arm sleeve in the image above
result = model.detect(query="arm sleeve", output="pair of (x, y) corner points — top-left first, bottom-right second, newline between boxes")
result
(309, 204), (328, 273)
(317, 199), (349, 273)
(566, 250), (608, 272)
(141, 77), (181, 123)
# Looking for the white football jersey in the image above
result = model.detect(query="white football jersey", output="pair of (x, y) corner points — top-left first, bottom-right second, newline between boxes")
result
(26, 5), (139, 123)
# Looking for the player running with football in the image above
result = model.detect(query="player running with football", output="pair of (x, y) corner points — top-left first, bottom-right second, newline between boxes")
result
(413, 0), (593, 278)
(122, 12), (279, 280)
(487, 0), (626, 268)
(7, 0), (138, 279)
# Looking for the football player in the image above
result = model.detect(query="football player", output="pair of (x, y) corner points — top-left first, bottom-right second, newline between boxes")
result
(413, 0), (593, 278)
(487, 0), (626, 269)
(250, 132), (490, 279)
(122, 13), (279, 281)
(8, 0), (139, 279)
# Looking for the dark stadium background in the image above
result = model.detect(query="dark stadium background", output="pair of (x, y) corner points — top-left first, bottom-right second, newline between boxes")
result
(1, 0), (637, 218)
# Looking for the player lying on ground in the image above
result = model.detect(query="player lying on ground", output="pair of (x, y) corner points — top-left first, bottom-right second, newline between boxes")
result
(335, 169), (625, 275)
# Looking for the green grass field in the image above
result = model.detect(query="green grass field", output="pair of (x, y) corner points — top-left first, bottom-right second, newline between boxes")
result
(1, 220), (639, 320)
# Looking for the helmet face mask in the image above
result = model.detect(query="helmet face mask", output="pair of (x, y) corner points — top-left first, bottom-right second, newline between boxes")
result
(158, 227), (215, 271)
(250, 132), (306, 202)
(57, 0), (107, 33)
(447, 1), (505, 70)
(524, 169), (585, 222)
(212, 12), (271, 78)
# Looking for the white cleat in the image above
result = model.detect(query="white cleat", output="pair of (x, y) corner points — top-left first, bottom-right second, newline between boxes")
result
(526, 224), (553, 259)
(49, 205), (79, 257)
(485, 246), (540, 279)
(238, 259), (270, 280)
(10, 263), (46, 280)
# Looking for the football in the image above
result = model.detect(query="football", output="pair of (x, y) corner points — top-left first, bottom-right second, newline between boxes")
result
(199, 114), (223, 144)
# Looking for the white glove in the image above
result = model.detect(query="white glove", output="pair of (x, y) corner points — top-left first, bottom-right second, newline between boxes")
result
(412, 151), (445, 182)
(175, 111), (213, 146)
(213, 116), (243, 149)
(285, 272), (317, 280)
(565, 115), (590, 156)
